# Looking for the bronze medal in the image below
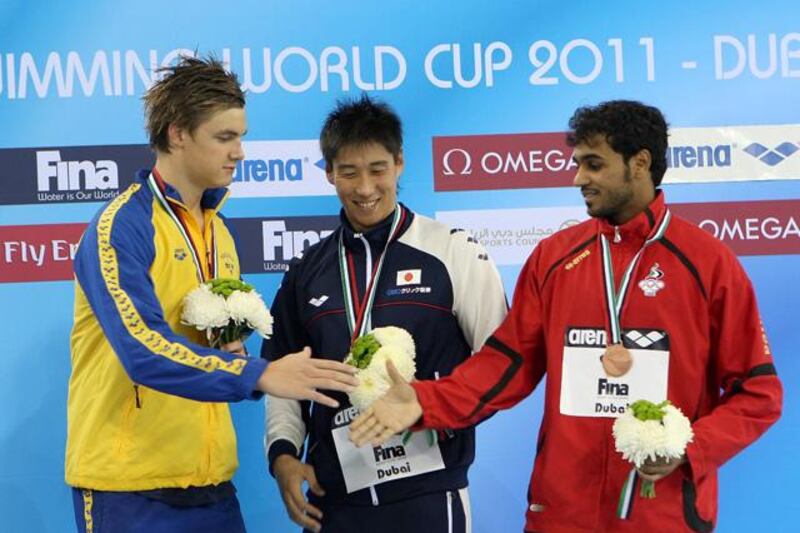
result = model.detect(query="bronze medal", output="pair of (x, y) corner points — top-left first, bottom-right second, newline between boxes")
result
(601, 343), (633, 377)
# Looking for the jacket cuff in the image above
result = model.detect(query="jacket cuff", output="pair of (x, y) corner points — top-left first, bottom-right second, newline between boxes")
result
(267, 439), (300, 477)
(684, 438), (707, 481)
(240, 356), (268, 400)
(410, 381), (434, 430)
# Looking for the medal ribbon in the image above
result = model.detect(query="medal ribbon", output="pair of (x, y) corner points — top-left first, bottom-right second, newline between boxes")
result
(148, 171), (218, 283)
(338, 207), (405, 342)
(600, 210), (671, 345)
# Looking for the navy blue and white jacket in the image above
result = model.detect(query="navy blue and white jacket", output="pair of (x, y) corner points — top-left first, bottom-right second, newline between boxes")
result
(262, 203), (507, 506)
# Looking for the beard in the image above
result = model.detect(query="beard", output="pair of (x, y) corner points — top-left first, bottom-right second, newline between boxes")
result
(584, 166), (635, 222)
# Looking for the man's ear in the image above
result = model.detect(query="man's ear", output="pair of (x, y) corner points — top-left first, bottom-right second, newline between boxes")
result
(631, 149), (652, 180)
(395, 150), (405, 174)
(167, 123), (185, 150)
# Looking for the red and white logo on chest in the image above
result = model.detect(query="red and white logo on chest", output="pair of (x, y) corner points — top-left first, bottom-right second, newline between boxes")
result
(638, 263), (665, 297)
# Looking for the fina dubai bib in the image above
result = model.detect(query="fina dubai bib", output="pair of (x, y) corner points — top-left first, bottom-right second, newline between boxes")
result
(560, 210), (672, 418)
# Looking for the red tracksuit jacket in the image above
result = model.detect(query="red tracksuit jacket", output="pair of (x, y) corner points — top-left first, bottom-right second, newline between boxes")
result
(413, 192), (782, 532)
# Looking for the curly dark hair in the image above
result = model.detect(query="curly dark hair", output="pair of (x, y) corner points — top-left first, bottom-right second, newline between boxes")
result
(320, 94), (403, 171)
(566, 100), (669, 187)
(143, 55), (245, 153)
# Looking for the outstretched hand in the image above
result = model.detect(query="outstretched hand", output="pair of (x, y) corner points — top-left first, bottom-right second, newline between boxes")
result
(349, 360), (423, 447)
(257, 347), (359, 408)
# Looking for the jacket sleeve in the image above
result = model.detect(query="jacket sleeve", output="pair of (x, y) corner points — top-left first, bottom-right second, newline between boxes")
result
(685, 251), (782, 480)
(448, 229), (508, 351)
(73, 197), (267, 403)
(260, 259), (311, 473)
(412, 246), (547, 429)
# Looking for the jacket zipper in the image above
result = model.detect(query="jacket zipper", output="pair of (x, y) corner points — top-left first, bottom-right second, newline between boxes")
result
(356, 233), (373, 289)
(447, 490), (454, 533)
(356, 233), (374, 331)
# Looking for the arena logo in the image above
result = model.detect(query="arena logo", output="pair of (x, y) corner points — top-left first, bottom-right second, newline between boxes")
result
(233, 157), (307, 183)
(664, 125), (800, 184)
(228, 140), (335, 198)
(667, 141), (800, 170)
(666, 144), (731, 169)
(0, 144), (151, 205)
(742, 141), (799, 167)
(671, 199), (800, 256)
(433, 133), (577, 191)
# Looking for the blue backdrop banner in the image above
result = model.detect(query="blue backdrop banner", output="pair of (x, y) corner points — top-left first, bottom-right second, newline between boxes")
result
(0, 1), (798, 531)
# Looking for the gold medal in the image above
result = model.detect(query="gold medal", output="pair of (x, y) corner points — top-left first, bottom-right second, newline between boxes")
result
(601, 343), (633, 377)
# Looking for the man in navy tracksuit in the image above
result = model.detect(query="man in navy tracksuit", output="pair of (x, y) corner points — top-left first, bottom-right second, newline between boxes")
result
(261, 95), (507, 532)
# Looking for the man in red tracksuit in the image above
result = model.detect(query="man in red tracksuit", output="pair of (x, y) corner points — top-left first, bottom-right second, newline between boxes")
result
(350, 100), (783, 532)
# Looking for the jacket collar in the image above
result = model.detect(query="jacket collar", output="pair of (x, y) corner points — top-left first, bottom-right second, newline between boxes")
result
(596, 190), (666, 243)
(338, 202), (413, 251)
(137, 169), (230, 213)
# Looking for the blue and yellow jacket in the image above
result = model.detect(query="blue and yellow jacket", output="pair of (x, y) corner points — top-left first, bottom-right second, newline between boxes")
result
(65, 170), (267, 491)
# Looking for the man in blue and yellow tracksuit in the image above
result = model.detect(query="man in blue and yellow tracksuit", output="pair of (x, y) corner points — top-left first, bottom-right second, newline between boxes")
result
(65, 56), (357, 533)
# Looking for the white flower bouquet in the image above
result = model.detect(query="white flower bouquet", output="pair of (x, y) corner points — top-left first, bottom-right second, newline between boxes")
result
(612, 400), (693, 498)
(182, 278), (273, 348)
(344, 326), (416, 411)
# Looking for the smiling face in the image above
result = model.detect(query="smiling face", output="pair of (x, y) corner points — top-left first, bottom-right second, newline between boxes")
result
(327, 142), (402, 232)
(572, 135), (654, 224)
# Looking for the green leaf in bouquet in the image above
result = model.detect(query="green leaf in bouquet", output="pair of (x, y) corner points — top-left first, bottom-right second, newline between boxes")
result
(208, 277), (254, 298)
(347, 333), (382, 369)
(640, 479), (656, 498)
(629, 399), (671, 422)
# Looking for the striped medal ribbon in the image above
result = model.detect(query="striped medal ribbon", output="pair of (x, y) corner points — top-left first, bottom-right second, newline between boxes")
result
(147, 171), (218, 283)
(603, 209), (671, 520)
(337, 207), (404, 342)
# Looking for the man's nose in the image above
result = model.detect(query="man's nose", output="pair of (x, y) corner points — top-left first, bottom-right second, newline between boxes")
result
(354, 174), (375, 196)
(573, 167), (589, 187)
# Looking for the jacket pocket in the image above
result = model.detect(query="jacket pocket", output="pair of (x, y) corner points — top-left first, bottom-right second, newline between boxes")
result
(114, 385), (143, 458)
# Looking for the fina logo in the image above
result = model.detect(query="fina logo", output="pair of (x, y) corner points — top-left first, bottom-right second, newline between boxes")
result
(743, 142), (799, 167)
(262, 220), (335, 262)
(36, 150), (119, 192)
(233, 156), (326, 183)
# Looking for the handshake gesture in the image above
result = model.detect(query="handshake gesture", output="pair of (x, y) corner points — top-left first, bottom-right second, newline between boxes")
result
(349, 360), (423, 446)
